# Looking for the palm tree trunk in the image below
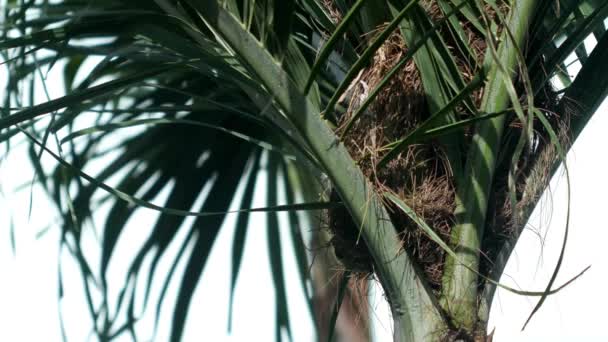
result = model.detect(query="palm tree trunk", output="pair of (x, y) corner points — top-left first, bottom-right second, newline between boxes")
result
(311, 229), (370, 342)
(441, 0), (539, 332)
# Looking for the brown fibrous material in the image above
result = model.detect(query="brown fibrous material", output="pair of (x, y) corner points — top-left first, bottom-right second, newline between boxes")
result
(328, 25), (459, 288)
(322, 0), (564, 294)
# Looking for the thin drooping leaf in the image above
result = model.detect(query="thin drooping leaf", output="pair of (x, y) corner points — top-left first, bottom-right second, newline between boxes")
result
(100, 163), (162, 283)
(384, 192), (453, 255)
(227, 152), (260, 332)
(0, 67), (171, 131)
(59, 118), (294, 158)
(521, 108), (571, 330)
(150, 231), (194, 340)
(266, 156), (292, 342)
(21, 124), (338, 218)
(169, 144), (250, 342)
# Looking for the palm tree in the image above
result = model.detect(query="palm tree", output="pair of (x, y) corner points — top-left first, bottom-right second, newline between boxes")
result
(1, 0), (607, 340)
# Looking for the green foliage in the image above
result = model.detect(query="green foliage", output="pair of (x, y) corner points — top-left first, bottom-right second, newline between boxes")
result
(1, 0), (607, 340)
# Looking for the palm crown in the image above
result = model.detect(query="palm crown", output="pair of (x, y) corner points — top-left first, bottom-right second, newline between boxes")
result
(1, 0), (607, 341)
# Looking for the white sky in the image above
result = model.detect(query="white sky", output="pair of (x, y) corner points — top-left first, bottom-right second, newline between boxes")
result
(0, 31), (606, 342)
(487, 97), (608, 341)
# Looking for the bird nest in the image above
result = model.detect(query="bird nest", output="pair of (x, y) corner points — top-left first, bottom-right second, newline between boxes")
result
(322, 0), (566, 291)
(327, 27), (458, 288)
